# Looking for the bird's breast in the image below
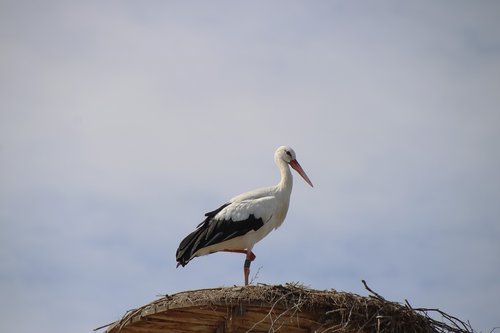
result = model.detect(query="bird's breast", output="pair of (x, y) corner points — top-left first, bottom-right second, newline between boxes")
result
(272, 199), (290, 229)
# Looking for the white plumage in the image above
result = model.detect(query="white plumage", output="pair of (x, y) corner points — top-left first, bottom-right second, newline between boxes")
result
(176, 146), (313, 285)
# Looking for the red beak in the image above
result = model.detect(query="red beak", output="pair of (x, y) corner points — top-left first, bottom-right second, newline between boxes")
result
(290, 159), (313, 187)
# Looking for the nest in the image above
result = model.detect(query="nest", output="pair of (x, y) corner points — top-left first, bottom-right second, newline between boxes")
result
(97, 281), (473, 333)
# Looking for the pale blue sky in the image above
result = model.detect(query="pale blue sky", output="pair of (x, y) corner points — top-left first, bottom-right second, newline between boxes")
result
(1, 1), (499, 332)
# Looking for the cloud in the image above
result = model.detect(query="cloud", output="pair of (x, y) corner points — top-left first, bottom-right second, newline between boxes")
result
(1, 1), (499, 332)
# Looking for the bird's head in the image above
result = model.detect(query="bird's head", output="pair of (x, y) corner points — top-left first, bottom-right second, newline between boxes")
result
(275, 146), (313, 187)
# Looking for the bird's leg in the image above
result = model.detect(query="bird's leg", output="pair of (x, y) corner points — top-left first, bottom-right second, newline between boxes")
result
(220, 249), (256, 286)
(244, 250), (256, 286)
(221, 249), (247, 255)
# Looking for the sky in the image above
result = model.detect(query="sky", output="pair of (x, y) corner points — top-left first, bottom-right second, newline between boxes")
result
(1, 1), (499, 332)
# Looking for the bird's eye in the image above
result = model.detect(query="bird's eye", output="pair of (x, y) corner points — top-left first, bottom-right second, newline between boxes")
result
(285, 151), (292, 157)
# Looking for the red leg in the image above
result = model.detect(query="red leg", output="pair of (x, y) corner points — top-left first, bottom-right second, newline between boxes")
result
(244, 250), (256, 286)
(221, 249), (247, 255)
(220, 249), (256, 286)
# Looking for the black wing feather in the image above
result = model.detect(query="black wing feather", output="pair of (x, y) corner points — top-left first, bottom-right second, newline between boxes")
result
(176, 203), (264, 267)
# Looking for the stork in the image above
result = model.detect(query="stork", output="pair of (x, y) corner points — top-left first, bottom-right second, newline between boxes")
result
(175, 146), (313, 286)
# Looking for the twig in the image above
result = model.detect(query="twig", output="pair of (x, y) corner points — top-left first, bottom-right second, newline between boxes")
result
(249, 265), (263, 285)
(245, 290), (300, 332)
(361, 280), (386, 301)
(93, 322), (114, 331)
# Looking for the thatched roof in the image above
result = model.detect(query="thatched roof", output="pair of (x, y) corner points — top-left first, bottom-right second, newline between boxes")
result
(98, 282), (473, 333)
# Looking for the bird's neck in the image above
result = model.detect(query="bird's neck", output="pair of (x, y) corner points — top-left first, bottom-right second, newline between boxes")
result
(277, 160), (293, 193)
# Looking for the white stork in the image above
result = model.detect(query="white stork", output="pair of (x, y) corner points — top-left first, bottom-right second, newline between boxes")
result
(176, 146), (313, 286)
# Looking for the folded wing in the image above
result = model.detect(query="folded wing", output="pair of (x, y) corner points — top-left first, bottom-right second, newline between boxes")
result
(176, 198), (275, 267)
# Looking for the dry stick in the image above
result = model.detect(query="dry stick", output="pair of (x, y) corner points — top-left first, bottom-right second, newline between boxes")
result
(271, 293), (304, 332)
(320, 305), (354, 333)
(245, 290), (298, 333)
(94, 307), (139, 332)
(93, 322), (114, 331)
(249, 265), (263, 285)
(363, 280), (473, 333)
(411, 306), (473, 332)
(361, 279), (386, 301)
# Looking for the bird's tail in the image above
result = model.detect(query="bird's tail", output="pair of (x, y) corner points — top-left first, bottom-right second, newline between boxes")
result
(175, 226), (205, 267)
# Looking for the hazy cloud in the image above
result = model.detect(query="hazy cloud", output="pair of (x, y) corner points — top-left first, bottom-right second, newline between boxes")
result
(1, 1), (499, 332)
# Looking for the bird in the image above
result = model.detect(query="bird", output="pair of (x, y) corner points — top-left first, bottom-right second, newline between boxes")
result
(175, 146), (313, 286)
